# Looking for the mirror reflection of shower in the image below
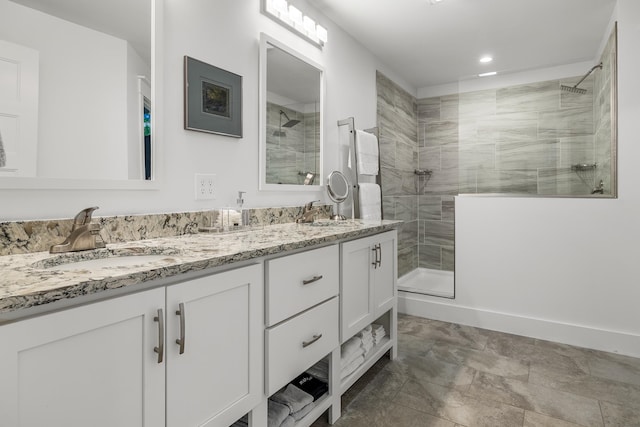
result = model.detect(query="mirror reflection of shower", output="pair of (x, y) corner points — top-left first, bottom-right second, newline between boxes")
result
(265, 102), (320, 186)
(273, 110), (300, 137)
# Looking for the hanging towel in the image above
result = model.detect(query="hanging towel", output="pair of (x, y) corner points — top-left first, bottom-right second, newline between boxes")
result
(355, 130), (379, 175)
(358, 183), (382, 220)
(271, 384), (314, 414)
(0, 130), (6, 168)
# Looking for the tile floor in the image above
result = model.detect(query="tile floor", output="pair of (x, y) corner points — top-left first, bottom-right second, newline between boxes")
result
(312, 314), (640, 427)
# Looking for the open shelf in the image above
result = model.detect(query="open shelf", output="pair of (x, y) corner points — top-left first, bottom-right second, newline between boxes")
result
(292, 393), (333, 427)
(340, 336), (392, 392)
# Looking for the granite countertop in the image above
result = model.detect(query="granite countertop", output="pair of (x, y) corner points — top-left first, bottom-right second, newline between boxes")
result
(0, 220), (400, 317)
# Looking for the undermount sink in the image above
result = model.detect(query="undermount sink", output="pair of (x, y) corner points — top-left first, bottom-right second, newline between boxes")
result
(33, 247), (181, 272)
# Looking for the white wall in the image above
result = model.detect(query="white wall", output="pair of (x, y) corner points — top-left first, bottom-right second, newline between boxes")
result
(0, 0), (409, 220)
(401, 0), (640, 357)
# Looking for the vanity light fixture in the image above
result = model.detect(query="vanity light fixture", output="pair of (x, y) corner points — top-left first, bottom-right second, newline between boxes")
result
(262, 0), (328, 48)
(478, 71), (497, 77)
(479, 56), (493, 63)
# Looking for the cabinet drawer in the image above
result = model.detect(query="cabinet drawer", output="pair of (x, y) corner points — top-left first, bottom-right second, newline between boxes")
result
(266, 245), (339, 326)
(265, 297), (338, 395)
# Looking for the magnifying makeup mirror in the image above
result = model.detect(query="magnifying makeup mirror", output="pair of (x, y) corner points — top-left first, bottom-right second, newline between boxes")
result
(327, 170), (350, 220)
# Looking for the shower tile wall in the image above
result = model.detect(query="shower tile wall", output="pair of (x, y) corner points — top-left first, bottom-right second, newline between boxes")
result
(417, 95), (458, 271)
(266, 102), (319, 185)
(376, 72), (418, 277)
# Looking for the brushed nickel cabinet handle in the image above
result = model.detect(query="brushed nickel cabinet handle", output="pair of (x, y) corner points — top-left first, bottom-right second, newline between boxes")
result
(371, 246), (378, 268)
(302, 334), (322, 348)
(302, 275), (323, 285)
(153, 308), (164, 364)
(376, 244), (382, 268)
(175, 303), (186, 354)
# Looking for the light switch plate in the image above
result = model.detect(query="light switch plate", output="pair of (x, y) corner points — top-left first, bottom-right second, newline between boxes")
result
(195, 173), (216, 200)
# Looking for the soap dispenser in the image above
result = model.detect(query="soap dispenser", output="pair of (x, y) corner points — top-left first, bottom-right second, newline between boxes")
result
(237, 191), (249, 227)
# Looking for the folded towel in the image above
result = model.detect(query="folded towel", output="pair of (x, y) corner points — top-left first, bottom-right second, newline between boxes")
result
(342, 346), (365, 368)
(292, 373), (328, 401)
(341, 354), (365, 379)
(341, 336), (363, 360)
(355, 130), (379, 175)
(358, 183), (382, 220)
(271, 384), (313, 414)
(280, 416), (295, 427)
(360, 334), (373, 345)
(268, 400), (290, 427)
(292, 401), (315, 421)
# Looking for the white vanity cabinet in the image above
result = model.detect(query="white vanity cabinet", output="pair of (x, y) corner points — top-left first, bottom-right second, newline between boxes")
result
(0, 264), (263, 427)
(166, 264), (263, 427)
(340, 230), (397, 342)
(0, 287), (166, 427)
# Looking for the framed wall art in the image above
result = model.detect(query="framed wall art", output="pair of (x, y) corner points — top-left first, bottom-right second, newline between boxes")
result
(184, 56), (242, 137)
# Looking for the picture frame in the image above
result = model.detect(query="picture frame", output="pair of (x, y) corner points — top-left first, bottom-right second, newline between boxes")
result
(184, 56), (243, 137)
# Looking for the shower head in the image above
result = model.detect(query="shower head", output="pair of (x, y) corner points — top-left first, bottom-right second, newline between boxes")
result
(561, 62), (603, 95)
(280, 110), (301, 128)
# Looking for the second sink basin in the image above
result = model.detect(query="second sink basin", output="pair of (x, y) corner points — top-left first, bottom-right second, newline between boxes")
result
(33, 246), (182, 272)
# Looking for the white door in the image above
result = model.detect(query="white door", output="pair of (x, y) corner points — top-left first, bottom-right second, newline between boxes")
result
(0, 288), (166, 427)
(166, 264), (263, 427)
(0, 40), (39, 176)
(373, 231), (397, 317)
(340, 236), (375, 342)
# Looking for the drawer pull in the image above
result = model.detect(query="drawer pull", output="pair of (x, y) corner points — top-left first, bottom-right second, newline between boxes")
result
(302, 275), (323, 285)
(302, 334), (323, 348)
(175, 302), (186, 354)
(153, 308), (164, 364)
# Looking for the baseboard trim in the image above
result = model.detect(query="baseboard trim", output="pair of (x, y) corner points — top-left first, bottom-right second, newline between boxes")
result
(399, 292), (640, 358)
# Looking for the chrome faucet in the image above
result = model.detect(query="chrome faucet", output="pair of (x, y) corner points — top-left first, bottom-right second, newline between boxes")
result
(296, 200), (320, 224)
(50, 207), (106, 253)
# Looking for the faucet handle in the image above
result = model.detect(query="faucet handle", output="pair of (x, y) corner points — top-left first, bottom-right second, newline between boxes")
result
(72, 206), (99, 228)
(305, 200), (321, 210)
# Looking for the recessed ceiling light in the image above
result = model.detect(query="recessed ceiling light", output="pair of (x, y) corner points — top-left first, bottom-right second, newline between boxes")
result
(480, 56), (493, 63)
(478, 71), (497, 77)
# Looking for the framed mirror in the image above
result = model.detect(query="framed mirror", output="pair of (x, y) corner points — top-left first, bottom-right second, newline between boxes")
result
(0, 0), (162, 190)
(259, 33), (324, 191)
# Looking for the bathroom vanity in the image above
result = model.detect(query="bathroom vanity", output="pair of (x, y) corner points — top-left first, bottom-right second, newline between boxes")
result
(0, 220), (399, 427)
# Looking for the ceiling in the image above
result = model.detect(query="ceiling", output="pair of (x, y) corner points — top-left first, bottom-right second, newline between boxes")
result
(308, 0), (616, 89)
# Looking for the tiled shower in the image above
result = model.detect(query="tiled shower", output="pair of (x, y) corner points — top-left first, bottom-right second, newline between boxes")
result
(376, 28), (615, 296)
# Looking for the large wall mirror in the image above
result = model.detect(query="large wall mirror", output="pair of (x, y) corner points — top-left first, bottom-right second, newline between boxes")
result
(259, 33), (324, 191)
(0, 0), (161, 190)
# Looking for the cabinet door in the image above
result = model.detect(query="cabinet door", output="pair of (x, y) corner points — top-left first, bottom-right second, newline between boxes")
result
(340, 235), (376, 342)
(0, 288), (165, 427)
(373, 231), (397, 318)
(166, 264), (263, 427)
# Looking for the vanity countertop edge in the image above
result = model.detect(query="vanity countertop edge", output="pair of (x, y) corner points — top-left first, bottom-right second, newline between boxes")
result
(0, 220), (401, 318)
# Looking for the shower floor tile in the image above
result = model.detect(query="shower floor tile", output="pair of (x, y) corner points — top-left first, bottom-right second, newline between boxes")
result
(311, 314), (640, 427)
